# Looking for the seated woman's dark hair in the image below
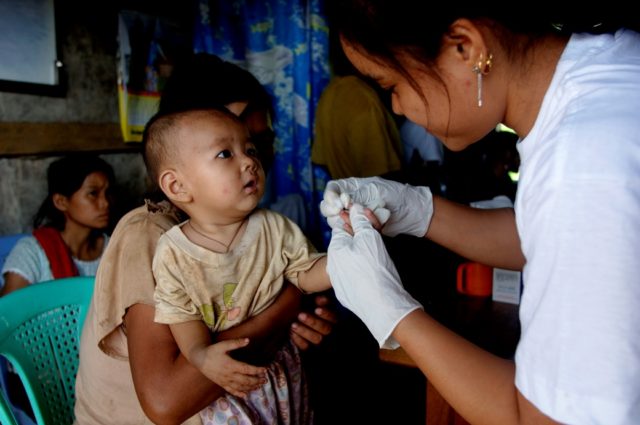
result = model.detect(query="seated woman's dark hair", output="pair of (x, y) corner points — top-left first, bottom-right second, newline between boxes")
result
(158, 53), (273, 119)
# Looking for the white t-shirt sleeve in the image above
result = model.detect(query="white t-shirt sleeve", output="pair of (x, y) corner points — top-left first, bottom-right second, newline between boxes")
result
(0, 233), (109, 290)
(1, 236), (52, 285)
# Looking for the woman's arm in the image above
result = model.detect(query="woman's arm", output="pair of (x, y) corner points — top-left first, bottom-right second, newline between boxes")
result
(359, 195), (524, 270)
(126, 303), (216, 425)
(427, 196), (525, 270)
(394, 310), (559, 425)
(0, 272), (29, 296)
(328, 206), (554, 425)
(328, 177), (525, 270)
(169, 320), (266, 398)
(126, 283), (332, 424)
(1, 238), (39, 296)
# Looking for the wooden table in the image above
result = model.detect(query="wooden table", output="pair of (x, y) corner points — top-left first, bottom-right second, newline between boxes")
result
(379, 294), (521, 425)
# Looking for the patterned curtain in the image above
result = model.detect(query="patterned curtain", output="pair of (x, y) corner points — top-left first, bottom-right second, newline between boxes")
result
(194, 0), (330, 245)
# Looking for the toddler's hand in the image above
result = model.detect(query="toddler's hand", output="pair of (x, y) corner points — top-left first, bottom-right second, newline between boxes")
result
(338, 204), (385, 236)
(198, 338), (266, 398)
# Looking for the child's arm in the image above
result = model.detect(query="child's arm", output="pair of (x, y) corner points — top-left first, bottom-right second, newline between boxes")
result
(169, 321), (266, 398)
(298, 255), (331, 293)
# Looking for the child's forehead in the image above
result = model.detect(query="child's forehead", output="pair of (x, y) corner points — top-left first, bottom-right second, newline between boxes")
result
(184, 109), (236, 124)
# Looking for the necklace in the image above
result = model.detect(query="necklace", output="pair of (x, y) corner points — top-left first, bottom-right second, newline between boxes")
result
(187, 219), (246, 253)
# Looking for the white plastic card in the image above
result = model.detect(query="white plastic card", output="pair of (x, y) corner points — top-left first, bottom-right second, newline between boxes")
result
(492, 268), (521, 304)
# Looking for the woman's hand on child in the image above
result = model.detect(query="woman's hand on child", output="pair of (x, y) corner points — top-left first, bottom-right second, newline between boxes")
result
(290, 294), (337, 350)
(198, 338), (267, 398)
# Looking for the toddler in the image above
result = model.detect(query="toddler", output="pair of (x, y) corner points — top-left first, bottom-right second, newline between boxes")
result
(144, 107), (331, 424)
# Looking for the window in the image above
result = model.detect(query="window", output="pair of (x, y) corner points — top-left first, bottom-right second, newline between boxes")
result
(0, 0), (65, 96)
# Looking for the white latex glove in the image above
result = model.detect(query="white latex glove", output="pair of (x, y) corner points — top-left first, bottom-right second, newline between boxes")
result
(320, 179), (390, 229)
(327, 203), (423, 349)
(323, 177), (433, 237)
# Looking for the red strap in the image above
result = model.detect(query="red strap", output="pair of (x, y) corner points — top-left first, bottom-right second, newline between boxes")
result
(32, 227), (78, 279)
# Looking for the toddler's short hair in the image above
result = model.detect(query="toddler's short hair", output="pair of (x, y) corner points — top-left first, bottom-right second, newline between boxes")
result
(142, 107), (242, 188)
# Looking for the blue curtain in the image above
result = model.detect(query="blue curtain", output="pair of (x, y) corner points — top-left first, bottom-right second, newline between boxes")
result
(194, 0), (330, 245)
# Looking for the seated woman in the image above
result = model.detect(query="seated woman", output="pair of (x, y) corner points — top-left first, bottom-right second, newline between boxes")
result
(0, 153), (114, 424)
(1, 154), (115, 295)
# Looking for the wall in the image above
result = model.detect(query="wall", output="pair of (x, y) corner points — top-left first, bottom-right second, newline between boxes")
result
(0, 2), (150, 234)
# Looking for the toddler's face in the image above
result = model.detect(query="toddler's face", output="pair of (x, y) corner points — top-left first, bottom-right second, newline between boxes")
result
(178, 111), (266, 219)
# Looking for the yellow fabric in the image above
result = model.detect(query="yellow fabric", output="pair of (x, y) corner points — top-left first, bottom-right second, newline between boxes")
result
(74, 201), (202, 425)
(312, 75), (403, 179)
(153, 209), (323, 331)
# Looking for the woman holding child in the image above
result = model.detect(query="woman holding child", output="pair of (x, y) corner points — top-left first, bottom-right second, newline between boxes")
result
(74, 55), (336, 424)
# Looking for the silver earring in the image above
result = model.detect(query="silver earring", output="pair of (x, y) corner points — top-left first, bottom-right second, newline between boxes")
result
(472, 53), (493, 108)
(473, 64), (483, 107)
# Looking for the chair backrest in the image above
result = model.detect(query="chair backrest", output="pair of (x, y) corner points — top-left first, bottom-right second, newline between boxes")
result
(0, 276), (94, 425)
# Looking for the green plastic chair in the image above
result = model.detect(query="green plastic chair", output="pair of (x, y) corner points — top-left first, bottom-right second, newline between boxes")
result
(0, 276), (94, 425)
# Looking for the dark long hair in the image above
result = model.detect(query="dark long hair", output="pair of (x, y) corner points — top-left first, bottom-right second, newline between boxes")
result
(330, 1), (632, 69)
(33, 154), (115, 230)
(327, 1), (632, 139)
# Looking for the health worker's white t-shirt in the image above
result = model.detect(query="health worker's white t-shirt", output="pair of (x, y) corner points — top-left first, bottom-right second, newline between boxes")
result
(514, 29), (640, 425)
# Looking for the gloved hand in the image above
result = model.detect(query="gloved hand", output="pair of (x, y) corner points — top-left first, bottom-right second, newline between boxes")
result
(322, 177), (433, 237)
(320, 179), (390, 229)
(327, 203), (423, 349)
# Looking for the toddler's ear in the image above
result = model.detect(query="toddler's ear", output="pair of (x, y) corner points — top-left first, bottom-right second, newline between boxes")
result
(158, 169), (191, 203)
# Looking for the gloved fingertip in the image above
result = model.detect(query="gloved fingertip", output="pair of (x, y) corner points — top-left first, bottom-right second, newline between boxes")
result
(329, 222), (352, 247)
(320, 200), (342, 217)
(339, 192), (351, 209)
(373, 207), (391, 225)
(324, 188), (338, 200)
(325, 180), (339, 192)
(349, 203), (374, 232)
(349, 202), (365, 216)
(327, 215), (345, 230)
(343, 221), (353, 235)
